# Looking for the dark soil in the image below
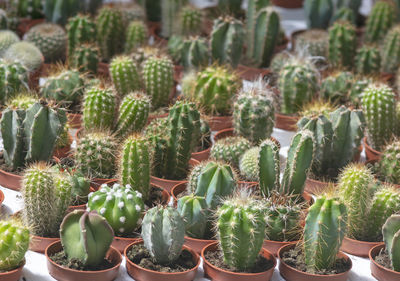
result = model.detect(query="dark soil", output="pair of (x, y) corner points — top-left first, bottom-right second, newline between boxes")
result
(146, 186), (166, 207)
(204, 248), (274, 273)
(0, 152), (24, 175)
(50, 249), (114, 271)
(281, 246), (351, 275)
(374, 249), (393, 270)
(127, 243), (196, 273)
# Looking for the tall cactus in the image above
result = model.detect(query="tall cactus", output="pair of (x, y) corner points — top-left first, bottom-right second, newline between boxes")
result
(179, 5), (203, 36)
(376, 140), (400, 184)
(44, 0), (80, 25)
(70, 43), (100, 74)
(12, 0), (44, 19)
(177, 194), (209, 239)
(365, 1), (395, 43)
(66, 14), (96, 59)
(382, 25), (400, 74)
(245, 0), (270, 58)
(0, 59), (28, 105)
(328, 20), (357, 69)
(161, 0), (183, 38)
(304, 0), (334, 29)
(110, 55), (141, 96)
(125, 21), (147, 53)
(355, 45), (381, 75)
(383, 215), (400, 271)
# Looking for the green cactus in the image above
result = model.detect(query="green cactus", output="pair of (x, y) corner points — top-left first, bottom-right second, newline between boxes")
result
(270, 51), (290, 74)
(355, 45), (381, 75)
(110, 55), (141, 96)
(328, 20), (357, 69)
(179, 5), (203, 36)
(87, 183), (144, 236)
(362, 83), (397, 151)
(383, 214), (400, 271)
(211, 136), (251, 168)
(239, 147), (259, 182)
(8, 94), (36, 110)
(216, 190), (265, 271)
(4, 41), (44, 72)
(60, 210), (114, 267)
(320, 71), (354, 104)
(376, 140), (400, 184)
(141, 206), (185, 264)
(12, 0), (44, 19)
(381, 25), (400, 74)
(293, 29), (329, 58)
(44, 0), (80, 25)
(69, 172), (91, 204)
(217, 0), (243, 16)
(366, 1), (395, 43)
(161, 0), (183, 38)
(131, 46), (162, 69)
(177, 194), (209, 239)
(142, 55), (174, 109)
(210, 16), (245, 68)
(304, 0), (334, 29)
(70, 43), (100, 74)
(336, 0), (362, 16)
(143, 0), (161, 22)
(168, 36), (209, 70)
(0, 30), (20, 56)
(0, 9), (7, 30)
(332, 7), (356, 24)
(125, 21), (147, 53)
(66, 14), (96, 59)
(0, 220), (29, 271)
(0, 59), (29, 105)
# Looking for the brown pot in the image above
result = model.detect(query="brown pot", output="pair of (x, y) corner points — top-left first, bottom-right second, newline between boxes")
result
(171, 182), (187, 207)
(275, 113), (299, 131)
(67, 187), (96, 213)
(236, 65), (270, 81)
(278, 244), (352, 281)
(341, 236), (381, 258)
(0, 189), (3, 206)
(67, 113), (82, 129)
(91, 178), (117, 190)
(0, 260), (25, 281)
(369, 243), (400, 281)
(0, 169), (19, 191)
(191, 147), (211, 162)
(30, 235), (60, 254)
(305, 178), (333, 194)
(272, 0), (304, 9)
(364, 137), (382, 162)
(208, 115), (233, 132)
(112, 236), (140, 254)
(124, 239), (200, 281)
(214, 128), (280, 148)
(263, 240), (297, 257)
(202, 242), (276, 281)
(147, 112), (169, 124)
(46, 241), (122, 281)
(17, 18), (44, 36)
(98, 62), (110, 78)
(28, 61), (46, 90)
(53, 133), (73, 159)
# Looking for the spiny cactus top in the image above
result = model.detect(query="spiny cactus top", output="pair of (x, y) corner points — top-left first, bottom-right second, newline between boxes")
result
(4, 41), (44, 72)
(0, 30), (20, 57)
(376, 140), (400, 184)
(328, 20), (357, 69)
(382, 25), (400, 74)
(66, 14), (97, 58)
(294, 29), (329, 58)
(0, 59), (29, 105)
(125, 21), (148, 53)
(239, 147), (260, 182)
(211, 136), (251, 168)
(110, 55), (141, 96)
(179, 5), (203, 36)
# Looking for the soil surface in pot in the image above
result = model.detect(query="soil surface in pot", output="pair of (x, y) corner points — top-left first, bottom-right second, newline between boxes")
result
(50, 249), (114, 271)
(374, 249), (394, 270)
(204, 248), (274, 273)
(127, 243), (196, 272)
(145, 186), (165, 207)
(281, 246), (351, 275)
(0, 152), (59, 175)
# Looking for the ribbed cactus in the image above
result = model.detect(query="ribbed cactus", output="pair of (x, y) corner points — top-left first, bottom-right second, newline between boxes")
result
(69, 172), (91, 204)
(44, 0), (80, 25)
(0, 220), (29, 271)
(383, 215), (400, 271)
(177, 194), (209, 238)
(217, 190), (265, 271)
(382, 25), (400, 74)
(233, 86), (275, 144)
(168, 36), (209, 70)
(60, 210), (114, 267)
(142, 56), (174, 109)
(328, 20), (357, 69)
(4, 41), (44, 72)
(143, 0), (161, 22)
(355, 45), (381, 75)
(362, 83), (397, 151)
(141, 206), (185, 264)
(96, 7), (124, 61)
(332, 7), (356, 24)
(193, 66), (241, 116)
(0, 59), (28, 105)
(118, 135), (151, 200)
(87, 183), (144, 236)
(294, 29), (328, 58)
(125, 21), (147, 53)
(66, 14), (96, 59)
(239, 147), (259, 182)
(210, 16), (245, 68)
(75, 131), (117, 178)
(211, 136), (251, 168)
(179, 5), (202, 36)
(0, 30), (20, 56)
(304, 195), (347, 271)
(110, 56), (141, 96)
(304, 0), (334, 29)
(70, 43), (100, 74)
(366, 1), (395, 43)
(278, 58), (318, 115)
(376, 140), (400, 184)
(270, 51), (290, 74)
(161, 0), (183, 38)
(119, 3), (145, 26)
(320, 71), (354, 103)
(82, 86), (116, 131)
(12, 0), (44, 19)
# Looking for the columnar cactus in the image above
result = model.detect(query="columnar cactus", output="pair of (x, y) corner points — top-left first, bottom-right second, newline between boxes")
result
(0, 30), (20, 56)
(168, 36), (209, 70)
(332, 7), (356, 24)
(270, 51), (290, 74)
(142, 56), (174, 109)
(245, 0), (270, 58)
(0, 220), (29, 271)
(70, 43), (100, 74)
(293, 29), (329, 58)
(381, 25), (400, 74)
(365, 1), (395, 43)
(216, 190), (265, 271)
(239, 147), (259, 182)
(383, 215), (400, 271)
(161, 0), (183, 38)
(328, 20), (357, 69)
(141, 206), (185, 264)
(179, 5), (203, 36)
(362, 83), (397, 151)
(87, 183), (144, 236)
(210, 16), (245, 68)
(0, 59), (28, 104)
(3, 42), (44, 72)
(355, 45), (381, 75)
(143, 0), (161, 22)
(177, 194), (209, 238)
(304, 0), (334, 29)
(376, 140), (400, 184)
(110, 56), (141, 96)
(211, 136), (251, 168)
(304, 195), (347, 271)
(12, 0), (44, 19)
(118, 135), (151, 200)
(66, 14), (96, 58)
(60, 210), (114, 267)
(125, 21), (147, 53)
(44, 0), (80, 25)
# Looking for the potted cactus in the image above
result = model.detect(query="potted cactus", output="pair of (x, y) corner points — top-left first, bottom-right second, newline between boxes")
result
(371, 139), (400, 188)
(65, 171), (93, 212)
(45, 210), (122, 281)
(124, 206), (201, 281)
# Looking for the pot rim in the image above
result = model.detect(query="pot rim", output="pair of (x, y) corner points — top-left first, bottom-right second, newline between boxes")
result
(363, 137), (382, 156)
(344, 236), (382, 246)
(369, 243), (400, 274)
(0, 259), (25, 275)
(0, 189), (4, 205)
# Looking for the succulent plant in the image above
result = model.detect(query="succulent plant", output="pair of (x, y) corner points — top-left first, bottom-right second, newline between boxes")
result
(125, 21), (147, 53)
(328, 20), (357, 69)
(0, 59), (29, 105)
(239, 147), (259, 182)
(332, 6), (356, 24)
(12, 0), (44, 19)
(211, 136), (251, 168)
(161, 0), (183, 38)
(60, 210), (114, 267)
(168, 36), (209, 70)
(355, 45), (381, 75)
(177, 194), (209, 239)
(383, 214), (400, 271)
(320, 71), (354, 104)
(270, 51), (290, 74)
(365, 1), (395, 43)
(336, 0), (362, 16)
(376, 140), (400, 184)
(69, 172), (91, 204)
(110, 55), (141, 96)
(44, 0), (80, 25)
(178, 5), (203, 36)
(217, 0), (243, 16)
(66, 14), (96, 59)
(141, 206), (185, 264)
(0, 30), (20, 56)
(70, 43), (100, 74)
(143, 0), (161, 22)
(304, 0), (334, 29)
(293, 29), (328, 58)
(381, 25), (400, 74)
(4, 41), (44, 71)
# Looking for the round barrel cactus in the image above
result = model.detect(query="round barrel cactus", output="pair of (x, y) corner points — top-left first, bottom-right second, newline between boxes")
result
(70, 43), (100, 74)
(294, 29), (329, 58)
(239, 147), (259, 182)
(110, 55), (141, 96)
(0, 30), (20, 56)
(211, 136), (251, 168)
(328, 20), (357, 69)
(4, 41), (44, 72)
(125, 21), (147, 53)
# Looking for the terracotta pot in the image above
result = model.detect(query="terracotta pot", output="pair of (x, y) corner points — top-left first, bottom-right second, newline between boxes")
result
(171, 182), (187, 207)
(17, 18), (44, 36)
(67, 113), (82, 129)
(272, 0), (304, 9)
(112, 236), (140, 254)
(278, 244), (352, 281)
(0, 260), (25, 281)
(98, 62), (110, 78)
(91, 178), (117, 190)
(208, 115), (233, 132)
(275, 113), (299, 131)
(236, 65), (270, 81)
(124, 239), (200, 281)
(304, 178), (333, 194)
(53, 133), (73, 159)
(369, 243), (400, 281)
(202, 242), (276, 281)
(341, 236), (381, 258)
(30, 235), (60, 254)
(46, 241), (122, 281)
(67, 187), (96, 213)
(147, 112), (168, 124)
(191, 147), (211, 162)
(364, 137), (382, 162)
(214, 128), (280, 149)
(28, 61), (46, 90)
(0, 189), (3, 206)
(263, 240), (297, 257)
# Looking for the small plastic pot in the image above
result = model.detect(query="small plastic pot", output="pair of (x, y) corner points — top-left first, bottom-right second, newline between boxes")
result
(364, 137), (382, 162)
(66, 187), (96, 213)
(0, 260), (25, 281)
(341, 236), (381, 258)
(214, 128), (280, 149)
(98, 62), (110, 78)
(369, 243), (400, 281)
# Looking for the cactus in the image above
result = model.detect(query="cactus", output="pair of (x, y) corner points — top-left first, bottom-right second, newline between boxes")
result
(66, 14), (96, 59)
(60, 210), (114, 267)
(239, 147), (259, 182)
(233, 86), (275, 144)
(383, 214), (400, 271)
(96, 7), (124, 61)
(304, 195), (347, 271)
(12, 0), (43, 19)
(82, 86), (116, 131)
(142, 56), (174, 110)
(0, 59), (29, 105)
(328, 20), (357, 69)
(211, 136), (251, 168)
(118, 3), (145, 26)
(118, 135), (151, 200)
(376, 140), (400, 184)
(75, 131), (117, 178)
(87, 183), (144, 236)
(210, 16), (245, 68)
(0, 220), (29, 271)
(332, 7), (356, 24)
(0, 9), (7, 30)
(44, 0), (80, 25)
(362, 83), (397, 151)
(141, 206), (185, 264)
(336, 0), (362, 16)
(320, 71), (354, 103)
(381, 25), (400, 74)
(131, 46), (162, 69)
(278, 58), (319, 115)
(0, 30), (20, 56)
(110, 56), (141, 96)
(304, 0), (334, 29)
(293, 29), (329, 58)
(143, 0), (161, 22)
(168, 36), (209, 70)
(125, 21), (147, 53)
(366, 1), (395, 43)
(193, 66), (241, 116)
(69, 172), (91, 204)
(4, 41), (44, 71)
(355, 45), (381, 75)
(270, 51), (290, 74)
(8, 94), (36, 110)
(179, 5), (203, 36)
(70, 43), (100, 74)
(216, 190), (265, 271)
(161, 0), (183, 38)
(177, 194), (209, 238)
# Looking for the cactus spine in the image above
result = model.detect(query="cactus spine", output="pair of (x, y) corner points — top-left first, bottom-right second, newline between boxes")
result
(328, 20), (357, 69)
(177, 194), (209, 239)
(70, 43), (99, 74)
(125, 21), (147, 53)
(0, 30), (20, 57)
(304, 0), (334, 29)
(110, 56), (141, 96)
(66, 14), (96, 59)
(355, 45), (381, 75)
(0, 59), (28, 104)
(239, 147), (260, 182)
(382, 25), (400, 74)
(211, 136), (251, 168)
(161, 0), (183, 38)
(366, 1), (395, 43)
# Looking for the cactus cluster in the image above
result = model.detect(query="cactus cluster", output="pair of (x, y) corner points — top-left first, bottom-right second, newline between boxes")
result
(211, 136), (251, 168)
(365, 1), (395, 43)
(383, 215), (400, 271)
(66, 14), (96, 59)
(355, 45), (381, 75)
(328, 20), (357, 69)
(332, 6), (356, 24)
